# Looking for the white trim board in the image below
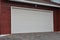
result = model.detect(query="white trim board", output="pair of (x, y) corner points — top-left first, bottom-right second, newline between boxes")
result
(10, 0), (60, 8)
(11, 6), (53, 12)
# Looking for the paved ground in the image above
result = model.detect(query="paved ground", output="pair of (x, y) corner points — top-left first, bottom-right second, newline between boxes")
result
(0, 32), (60, 40)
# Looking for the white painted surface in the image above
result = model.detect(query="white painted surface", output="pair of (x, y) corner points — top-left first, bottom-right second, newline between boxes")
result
(10, 0), (60, 8)
(51, 0), (60, 4)
(0, 34), (10, 37)
(11, 6), (53, 33)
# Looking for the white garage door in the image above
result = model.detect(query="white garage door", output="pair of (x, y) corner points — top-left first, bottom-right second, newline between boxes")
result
(11, 6), (53, 33)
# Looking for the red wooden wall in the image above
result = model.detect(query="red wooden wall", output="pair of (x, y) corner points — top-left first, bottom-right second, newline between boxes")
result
(0, 0), (11, 34)
(0, 0), (60, 34)
(54, 9), (60, 31)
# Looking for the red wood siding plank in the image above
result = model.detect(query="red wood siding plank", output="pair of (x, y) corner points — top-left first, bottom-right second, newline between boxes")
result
(0, 0), (11, 34)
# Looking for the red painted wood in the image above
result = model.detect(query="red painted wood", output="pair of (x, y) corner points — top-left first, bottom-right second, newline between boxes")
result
(54, 9), (60, 32)
(0, 0), (60, 34)
(0, 0), (11, 34)
(57, 9), (60, 31)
